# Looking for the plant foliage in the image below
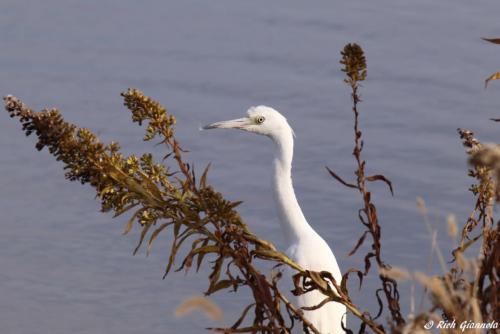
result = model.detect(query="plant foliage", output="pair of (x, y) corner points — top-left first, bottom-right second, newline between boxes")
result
(3, 42), (499, 334)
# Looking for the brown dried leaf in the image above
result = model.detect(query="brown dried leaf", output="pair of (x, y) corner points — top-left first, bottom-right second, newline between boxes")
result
(122, 212), (137, 235)
(165, 234), (179, 277)
(207, 256), (224, 295)
(485, 72), (500, 89)
(229, 200), (243, 209)
(230, 303), (255, 329)
(363, 252), (376, 275)
(254, 274), (275, 311)
(176, 242), (218, 273)
(133, 221), (153, 255)
(206, 279), (234, 294)
(191, 245), (220, 256)
(374, 288), (385, 319)
(252, 248), (286, 263)
(113, 202), (138, 218)
(308, 271), (329, 291)
(482, 37), (500, 44)
(292, 273), (306, 296)
(196, 239), (210, 272)
(147, 222), (169, 255)
(348, 230), (368, 256)
(200, 163), (211, 189)
(366, 174), (394, 195)
(301, 296), (336, 311)
(342, 268), (364, 293)
(326, 166), (358, 189)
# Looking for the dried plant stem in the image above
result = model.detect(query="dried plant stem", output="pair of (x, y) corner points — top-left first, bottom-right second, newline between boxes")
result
(327, 44), (404, 330)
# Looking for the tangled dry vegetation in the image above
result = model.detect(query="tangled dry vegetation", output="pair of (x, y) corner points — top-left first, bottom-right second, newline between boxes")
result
(3, 42), (499, 333)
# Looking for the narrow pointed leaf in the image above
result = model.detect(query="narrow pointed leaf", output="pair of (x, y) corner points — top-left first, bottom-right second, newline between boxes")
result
(485, 72), (500, 89)
(133, 222), (153, 255)
(122, 208), (143, 235)
(302, 296), (339, 310)
(207, 256), (224, 293)
(229, 201), (243, 209)
(200, 163), (211, 189)
(230, 303), (255, 329)
(482, 37), (500, 44)
(348, 230), (369, 256)
(191, 245), (220, 256)
(147, 222), (169, 255)
(206, 279), (234, 294)
(366, 174), (394, 195)
(165, 232), (180, 277)
(197, 239), (210, 272)
(326, 166), (358, 189)
(113, 202), (138, 218)
(342, 268), (364, 293)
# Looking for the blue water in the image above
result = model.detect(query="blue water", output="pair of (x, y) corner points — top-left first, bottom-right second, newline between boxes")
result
(1, 1), (499, 333)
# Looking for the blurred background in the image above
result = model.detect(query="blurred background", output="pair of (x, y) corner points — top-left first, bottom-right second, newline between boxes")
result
(1, 1), (499, 333)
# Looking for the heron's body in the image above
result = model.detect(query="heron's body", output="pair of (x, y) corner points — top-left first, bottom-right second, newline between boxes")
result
(204, 106), (346, 333)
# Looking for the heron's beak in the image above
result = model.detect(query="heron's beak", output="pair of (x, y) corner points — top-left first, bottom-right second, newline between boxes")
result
(202, 117), (251, 130)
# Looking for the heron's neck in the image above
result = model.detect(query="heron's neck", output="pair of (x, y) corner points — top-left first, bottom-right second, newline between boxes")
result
(272, 132), (315, 245)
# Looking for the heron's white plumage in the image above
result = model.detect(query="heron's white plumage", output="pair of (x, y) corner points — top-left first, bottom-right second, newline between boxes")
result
(204, 106), (346, 333)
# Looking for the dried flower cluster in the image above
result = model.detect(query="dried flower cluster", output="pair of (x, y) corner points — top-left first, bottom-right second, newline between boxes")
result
(340, 43), (367, 87)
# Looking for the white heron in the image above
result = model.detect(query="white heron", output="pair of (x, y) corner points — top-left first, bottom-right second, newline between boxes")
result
(203, 106), (346, 334)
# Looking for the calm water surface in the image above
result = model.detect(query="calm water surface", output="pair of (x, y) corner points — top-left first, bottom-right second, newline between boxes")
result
(1, 1), (499, 333)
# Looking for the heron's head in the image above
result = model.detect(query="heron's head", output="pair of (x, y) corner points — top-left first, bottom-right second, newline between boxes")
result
(203, 106), (294, 141)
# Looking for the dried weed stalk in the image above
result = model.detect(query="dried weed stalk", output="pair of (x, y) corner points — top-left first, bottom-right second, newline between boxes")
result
(327, 43), (404, 332)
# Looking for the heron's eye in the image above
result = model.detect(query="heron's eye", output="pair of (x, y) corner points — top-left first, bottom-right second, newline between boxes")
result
(256, 116), (265, 124)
